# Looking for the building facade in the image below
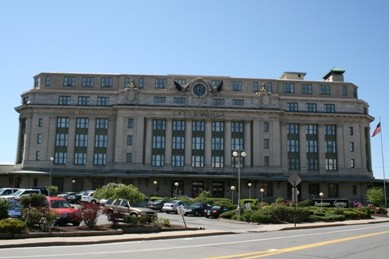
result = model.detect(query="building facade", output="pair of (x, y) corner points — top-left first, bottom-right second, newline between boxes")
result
(4, 68), (376, 202)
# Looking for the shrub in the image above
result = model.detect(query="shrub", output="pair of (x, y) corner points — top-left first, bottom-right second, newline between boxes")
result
(125, 215), (139, 225)
(0, 199), (9, 220)
(153, 217), (170, 228)
(0, 218), (26, 235)
(299, 199), (313, 207)
(366, 187), (385, 206)
(219, 210), (236, 219)
(23, 207), (57, 231)
(20, 194), (46, 208)
(80, 202), (101, 228)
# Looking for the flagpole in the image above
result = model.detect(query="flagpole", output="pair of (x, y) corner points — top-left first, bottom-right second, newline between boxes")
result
(379, 118), (387, 207)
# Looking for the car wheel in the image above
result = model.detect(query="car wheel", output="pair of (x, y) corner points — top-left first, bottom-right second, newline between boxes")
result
(91, 200), (96, 204)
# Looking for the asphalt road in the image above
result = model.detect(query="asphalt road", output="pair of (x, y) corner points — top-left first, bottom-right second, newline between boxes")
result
(1, 221), (389, 258)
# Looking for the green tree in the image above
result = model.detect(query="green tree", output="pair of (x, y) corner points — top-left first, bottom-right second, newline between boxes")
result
(93, 183), (146, 203)
(366, 187), (385, 206)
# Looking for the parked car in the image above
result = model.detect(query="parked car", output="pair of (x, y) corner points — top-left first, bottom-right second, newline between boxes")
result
(67, 190), (91, 204)
(146, 200), (165, 211)
(0, 188), (48, 200)
(0, 188), (19, 197)
(162, 200), (189, 214)
(205, 205), (230, 219)
(104, 199), (157, 222)
(6, 199), (22, 218)
(57, 192), (77, 202)
(80, 190), (99, 204)
(46, 196), (82, 226)
(184, 202), (212, 216)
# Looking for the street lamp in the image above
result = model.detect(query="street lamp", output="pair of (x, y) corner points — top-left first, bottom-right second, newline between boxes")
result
(72, 179), (76, 192)
(231, 186), (235, 203)
(153, 181), (158, 196)
(319, 192), (324, 212)
(248, 182), (252, 199)
(232, 149), (246, 215)
(48, 156), (54, 186)
(260, 188), (265, 204)
(174, 182), (179, 197)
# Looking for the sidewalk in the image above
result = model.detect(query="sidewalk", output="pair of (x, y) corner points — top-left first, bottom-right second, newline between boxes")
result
(1, 217), (388, 249)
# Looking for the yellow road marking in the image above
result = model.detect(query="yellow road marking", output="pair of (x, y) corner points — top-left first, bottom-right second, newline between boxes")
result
(207, 230), (389, 259)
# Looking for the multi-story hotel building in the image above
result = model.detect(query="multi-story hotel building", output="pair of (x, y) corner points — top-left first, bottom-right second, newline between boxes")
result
(4, 68), (376, 202)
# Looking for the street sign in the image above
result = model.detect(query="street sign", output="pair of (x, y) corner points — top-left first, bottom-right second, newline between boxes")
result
(177, 205), (185, 215)
(288, 173), (302, 187)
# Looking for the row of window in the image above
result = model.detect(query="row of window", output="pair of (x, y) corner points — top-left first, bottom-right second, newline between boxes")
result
(35, 151), (107, 166)
(287, 124), (355, 136)
(287, 102), (336, 113)
(58, 96), (110, 106)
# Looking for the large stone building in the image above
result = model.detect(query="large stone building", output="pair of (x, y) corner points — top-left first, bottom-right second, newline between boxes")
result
(3, 68), (377, 202)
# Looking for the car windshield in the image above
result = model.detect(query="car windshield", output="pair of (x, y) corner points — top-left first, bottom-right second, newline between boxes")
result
(50, 200), (72, 208)
(10, 190), (23, 196)
(8, 201), (21, 210)
(212, 206), (221, 209)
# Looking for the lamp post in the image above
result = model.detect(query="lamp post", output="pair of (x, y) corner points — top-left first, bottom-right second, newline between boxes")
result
(232, 149), (246, 215)
(231, 186), (235, 203)
(319, 192), (324, 212)
(48, 156), (54, 186)
(248, 182), (252, 199)
(72, 179), (76, 192)
(174, 182), (179, 197)
(153, 181), (158, 196)
(260, 188), (265, 204)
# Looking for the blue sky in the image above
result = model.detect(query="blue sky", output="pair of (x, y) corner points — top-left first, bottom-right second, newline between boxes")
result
(1, 0), (388, 179)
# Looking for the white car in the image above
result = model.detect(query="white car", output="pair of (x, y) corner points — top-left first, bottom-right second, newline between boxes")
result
(80, 190), (99, 203)
(161, 200), (189, 214)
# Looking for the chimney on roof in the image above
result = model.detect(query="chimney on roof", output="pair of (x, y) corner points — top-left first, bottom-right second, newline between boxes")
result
(279, 72), (306, 80)
(323, 67), (345, 82)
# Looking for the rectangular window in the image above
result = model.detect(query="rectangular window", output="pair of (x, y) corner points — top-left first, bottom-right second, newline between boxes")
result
(192, 137), (205, 150)
(230, 81), (242, 91)
(96, 118), (108, 129)
(301, 84), (312, 94)
(349, 127), (354, 135)
(76, 118), (89, 128)
(74, 153), (87, 165)
(173, 120), (185, 131)
(174, 79), (186, 86)
(320, 85), (331, 95)
(328, 183), (339, 198)
(213, 98), (225, 106)
(82, 77), (94, 87)
(153, 120), (166, 130)
(154, 96), (166, 103)
(58, 96), (71, 105)
(101, 77), (113, 88)
(287, 124), (299, 134)
(325, 140), (336, 153)
(287, 102), (299, 111)
(342, 85), (348, 96)
(97, 97), (110, 106)
(45, 76), (51, 86)
(211, 80), (222, 87)
(152, 154), (164, 166)
(138, 78), (144, 88)
(127, 135), (133, 146)
(37, 134), (42, 144)
(211, 156), (224, 168)
(283, 83), (294, 93)
(211, 137), (224, 150)
(152, 136), (165, 149)
(306, 124), (317, 135)
(350, 142), (354, 152)
(38, 118), (43, 127)
(264, 156), (270, 166)
(126, 153), (132, 163)
(232, 99), (244, 106)
(75, 134), (88, 147)
(173, 97), (186, 104)
(326, 158), (337, 171)
(325, 125), (336, 135)
(63, 76), (75, 87)
(351, 159), (355, 168)
(78, 96), (90, 106)
(231, 122), (243, 133)
(172, 155), (184, 167)
(57, 117), (69, 128)
(324, 104), (336, 113)
(172, 136), (185, 149)
(305, 103), (317, 112)
(306, 140), (318, 153)
(128, 118), (134, 129)
(54, 152), (67, 164)
(231, 138), (244, 151)
(264, 139), (269, 149)
(307, 159), (319, 170)
(287, 140), (299, 152)
(55, 133), (68, 146)
(94, 153), (107, 165)
(266, 82), (273, 93)
(192, 121), (205, 131)
(192, 155), (204, 167)
(95, 135), (108, 148)
(263, 122), (269, 132)
(155, 78), (167, 89)
(212, 121), (224, 132)
(124, 77), (130, 87)
(35, 151), (40, 161)
(288, 158), (300, 170)
(34, 77), (40, 88)
(253, 81), (259, 92)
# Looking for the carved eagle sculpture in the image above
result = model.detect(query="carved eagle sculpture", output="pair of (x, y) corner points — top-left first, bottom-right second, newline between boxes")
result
(211, 81), (223, 93)
(174, 81), (189, 92)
